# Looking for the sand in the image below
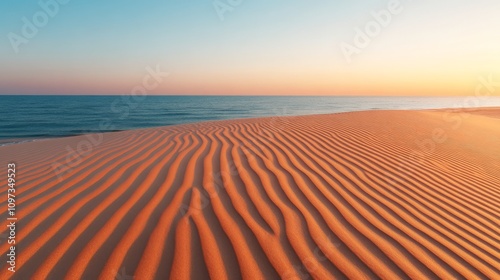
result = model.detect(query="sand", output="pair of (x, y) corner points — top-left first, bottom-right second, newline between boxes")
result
(0, 109), (499, 280)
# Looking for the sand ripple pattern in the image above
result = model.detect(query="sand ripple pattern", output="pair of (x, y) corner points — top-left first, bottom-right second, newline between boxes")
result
(0, 109), (499, 280)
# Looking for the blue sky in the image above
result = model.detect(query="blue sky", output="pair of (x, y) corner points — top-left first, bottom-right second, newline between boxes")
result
(1, 0), (499, 95)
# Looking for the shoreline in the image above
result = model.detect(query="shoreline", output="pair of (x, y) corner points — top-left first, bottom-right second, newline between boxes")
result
(1, 106), (499, 147)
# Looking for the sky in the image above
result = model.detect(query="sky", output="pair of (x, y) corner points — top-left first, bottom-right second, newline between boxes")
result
(0, 0), (499, 96)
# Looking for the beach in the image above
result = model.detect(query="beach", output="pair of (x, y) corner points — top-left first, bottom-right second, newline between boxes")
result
(0, 108), (498, 279)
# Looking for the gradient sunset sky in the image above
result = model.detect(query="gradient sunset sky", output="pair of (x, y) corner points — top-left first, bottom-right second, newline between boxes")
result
(1, 0), (499, 95)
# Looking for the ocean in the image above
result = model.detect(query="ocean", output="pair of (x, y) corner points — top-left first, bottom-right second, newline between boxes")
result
(1, 95), (500, 141)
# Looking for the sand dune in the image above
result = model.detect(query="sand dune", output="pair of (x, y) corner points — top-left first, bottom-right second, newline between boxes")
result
(0, 109), (499, 280)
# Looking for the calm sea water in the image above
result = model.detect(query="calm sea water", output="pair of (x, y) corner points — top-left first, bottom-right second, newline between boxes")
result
(1, 95), (500, 141)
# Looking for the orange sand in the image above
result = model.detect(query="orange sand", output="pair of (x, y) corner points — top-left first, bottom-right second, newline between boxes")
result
(0, 109), (499, 280)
